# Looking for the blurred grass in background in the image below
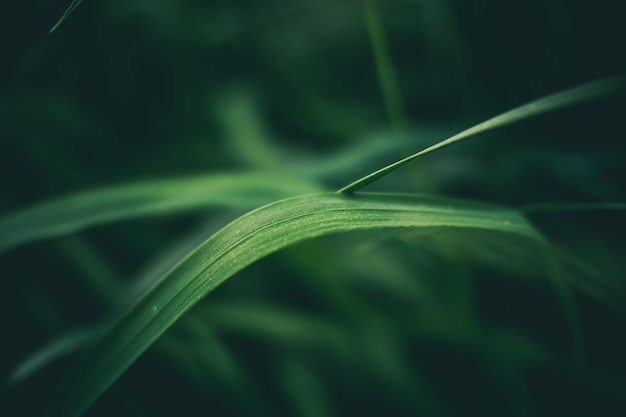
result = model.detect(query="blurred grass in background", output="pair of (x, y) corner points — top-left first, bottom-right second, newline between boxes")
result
(1, 0), (626, 416)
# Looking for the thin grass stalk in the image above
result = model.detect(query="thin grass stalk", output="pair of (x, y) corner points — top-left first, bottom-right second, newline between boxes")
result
(363, 0), (409, 136)
(339, 74), (626, 193)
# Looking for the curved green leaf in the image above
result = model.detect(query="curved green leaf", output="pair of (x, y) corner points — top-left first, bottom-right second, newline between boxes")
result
(39, 192), (541, 417)
(0, 172), (322, 254)
(339, 74), (626, 193)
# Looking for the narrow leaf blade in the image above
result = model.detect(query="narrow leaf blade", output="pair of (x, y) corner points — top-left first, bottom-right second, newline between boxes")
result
(0, 172), (322, 254)
(39, 192), (540, 416)
(50, 0), (84, 33)
(339, 74), (626, 193)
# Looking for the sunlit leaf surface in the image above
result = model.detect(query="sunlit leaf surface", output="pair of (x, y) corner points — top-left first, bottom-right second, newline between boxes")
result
(40, 192), (540, 416)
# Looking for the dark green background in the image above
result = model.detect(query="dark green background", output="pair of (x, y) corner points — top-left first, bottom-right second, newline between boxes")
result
(1, 1), (626, 416)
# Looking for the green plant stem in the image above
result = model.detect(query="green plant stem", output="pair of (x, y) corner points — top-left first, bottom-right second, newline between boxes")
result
(363, 0), (409, 136)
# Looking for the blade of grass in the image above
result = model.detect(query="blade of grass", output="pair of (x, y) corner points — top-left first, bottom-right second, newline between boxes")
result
(522, 204), (626, 317)
(197, 302), (353, 353)
(5, 326), (102, 388)
(523, 202), (626, 369)
(216, 88), (283, 169)
(0, 128), (455, 255)
(339, 73), (626, 193)
(0, 172), (322, 254)
(543, 250), (585, 373)
(49, 0), (84, 33)
(38, 192), (541, 417)
(363, 0), (408, 135)
(522, 202), (626, 213)
(279, 357), (334, 417)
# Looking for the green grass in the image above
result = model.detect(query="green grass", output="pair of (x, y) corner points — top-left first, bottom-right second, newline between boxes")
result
(49, 0), (84, 33)
(4, 76), (624, 415)
(36, 192), (541, 417)
(340, 74), (626, 193)
(2, 1), (626, 417)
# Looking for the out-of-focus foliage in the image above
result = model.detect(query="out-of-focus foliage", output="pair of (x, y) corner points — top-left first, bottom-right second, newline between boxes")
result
(1, 1), (625, 416)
